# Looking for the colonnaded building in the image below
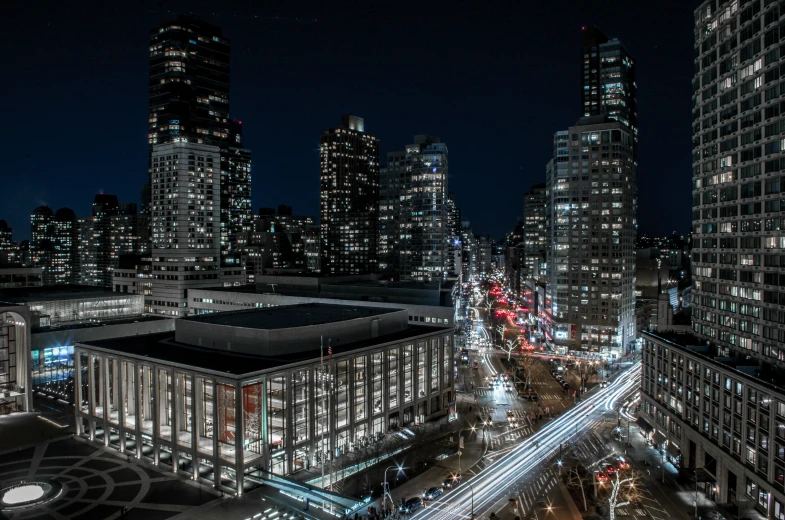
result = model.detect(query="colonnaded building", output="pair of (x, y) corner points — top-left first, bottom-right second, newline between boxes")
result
(74, 303), (454, 493)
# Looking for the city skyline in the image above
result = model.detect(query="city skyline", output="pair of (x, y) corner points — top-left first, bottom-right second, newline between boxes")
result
(2, 0), (694, 242)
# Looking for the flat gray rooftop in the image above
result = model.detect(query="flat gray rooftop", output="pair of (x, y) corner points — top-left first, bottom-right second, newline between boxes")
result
(182, 303), (400, 330)
(0, 284), (132, 303)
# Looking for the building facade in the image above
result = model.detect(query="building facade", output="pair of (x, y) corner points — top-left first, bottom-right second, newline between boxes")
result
(545, 117), (637, 357)
(523, 183), (548, 282)
(380, 136), (450, 282)
(148, 16), (252, 256)
(641, 331), (785, 519)
(581, 27), (638, 148)
(150, 142), (222, 317)
(319, 115), (380, 275)
(691, 0), (785, 367)
(74, 305), (453, 493)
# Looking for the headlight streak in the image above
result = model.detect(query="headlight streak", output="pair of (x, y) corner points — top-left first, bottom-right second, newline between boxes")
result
(415, 363), (641, 520)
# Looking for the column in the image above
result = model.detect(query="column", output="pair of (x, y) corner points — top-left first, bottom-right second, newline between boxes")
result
(134, 363), (143, 459)
(190, 375), (198, 480)
(234, 383), (244, 494)
(75, 351), (83, 436)
(170, 370), (178, 473)
(102, 356), (110, 446)
(118, 359), (126, 452)
(152, 367), (160, 465)
(212, 379), (220, 489)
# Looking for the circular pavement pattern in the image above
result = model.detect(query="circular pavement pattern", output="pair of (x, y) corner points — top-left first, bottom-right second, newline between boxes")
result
(0, 438), (219, 519)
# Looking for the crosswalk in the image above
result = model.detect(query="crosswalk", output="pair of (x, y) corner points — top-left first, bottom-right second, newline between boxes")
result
(492, 427), (534, 447)
(615, 507), (648, 517)
(516, 469), (559, 517)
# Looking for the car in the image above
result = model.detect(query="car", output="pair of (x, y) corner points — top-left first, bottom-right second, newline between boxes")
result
(595, 470), (609, 483)
(443, 474), (462, 488)
(399, 497), (423, 513)
(603, 463), (617, 476)
(423, 487), (443, 501)
(616, 456), (630, 470)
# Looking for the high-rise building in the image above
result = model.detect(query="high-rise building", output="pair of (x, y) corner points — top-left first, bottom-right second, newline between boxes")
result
(523, 183), (548, 282)
(0, 220), (12, 265)
(445, 193), (461, 281)
(639, 8), (785, 513)
(148, 16), (251, 256)
(580, 27), (638, 150)
(78, 194), (121, 287)
(150, 142), (221, 317)
(30, 206), (79, 285)
(380, 135), (450, 281)
(319, 115), (380, 275)
(52, 208), (78, 285)
(545, 116), (637, 356)
(239, 207), (320, 282)
(691, 0), (785, 361)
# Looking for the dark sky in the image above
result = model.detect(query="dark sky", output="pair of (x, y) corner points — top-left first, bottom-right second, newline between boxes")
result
(2, 0), (697, 241)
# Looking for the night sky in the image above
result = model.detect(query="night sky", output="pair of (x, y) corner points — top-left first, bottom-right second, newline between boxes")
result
(3, 0), (697, 241)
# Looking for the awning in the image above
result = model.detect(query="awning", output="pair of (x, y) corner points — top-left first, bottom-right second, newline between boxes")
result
(636, 416), (653, 434)
(666, 442), (681, 458)
(653, 430), (667, 445)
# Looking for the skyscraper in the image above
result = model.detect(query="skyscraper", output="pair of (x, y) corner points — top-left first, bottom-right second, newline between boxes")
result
(691, 0), (784, 360)
(523, 183), (548, 282)
(380, 135), (450, 281)
(580, 27), (638, 148)
(78, 194), (121, 287)
(319, 115), (380, 275)
(150, 142), (221, 317)
(30, 206), (54, 283)
(30, 206), (78, 286)
(52, 208), (78, 285)
(148, 16), (251, 256)
(545, 117), (637, 356)
(0, 221), (12, 265)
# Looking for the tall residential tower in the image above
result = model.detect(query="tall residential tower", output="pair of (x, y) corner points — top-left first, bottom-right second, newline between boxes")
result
(545, 117), (637, 356)
(148, 16), (251, 256)
(319, 115), (380, 275)
(380, 135), (450, 281)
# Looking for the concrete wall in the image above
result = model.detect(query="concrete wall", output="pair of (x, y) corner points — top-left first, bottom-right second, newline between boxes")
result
(32, 318), (175, 350)
(189, 289), (454, 327)
(175, 309), (410, 355)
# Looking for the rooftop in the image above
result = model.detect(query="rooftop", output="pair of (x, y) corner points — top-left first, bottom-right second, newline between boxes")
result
(182, 303), (399, 330)
(81, 324), (444, 376)
(33, 315), (169, 333)
(0, 285), (132, 303)
(642, 331), (785, 393)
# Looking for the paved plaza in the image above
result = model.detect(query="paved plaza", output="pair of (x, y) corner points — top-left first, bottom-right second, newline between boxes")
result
(0, 437), (221, 520)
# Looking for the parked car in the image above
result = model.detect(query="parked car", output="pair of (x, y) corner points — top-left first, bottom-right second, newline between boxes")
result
(443, 473), (462, 488)
(399, 497), (423, 513)
(423, 486), (443, 501)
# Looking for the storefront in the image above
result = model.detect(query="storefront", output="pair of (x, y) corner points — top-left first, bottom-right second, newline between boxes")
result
(666, 441), (681, 468)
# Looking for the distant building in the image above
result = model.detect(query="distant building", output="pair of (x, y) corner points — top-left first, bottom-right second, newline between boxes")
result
(30, 206), (79, 286)
(523, 183), (548, 282)
(319, 115), (380, 275)
(112, 254), (152, 298)
(380, 135), (450, 281)
(0, 220), (12, 265)
(0, 267), (42, 289)
(147, 15), (252, 257)
(581, 27), (637, 151)
(150, 142), (223, 317)
(239, 207), (320, 282)
(544, 116), (637, 357)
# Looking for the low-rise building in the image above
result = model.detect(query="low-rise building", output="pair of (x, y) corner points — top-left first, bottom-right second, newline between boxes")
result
(0, 267), (43, 289)
(74, 303), (453, 493)
(640, 331), (785, 518)
(190, 274), (455, 328)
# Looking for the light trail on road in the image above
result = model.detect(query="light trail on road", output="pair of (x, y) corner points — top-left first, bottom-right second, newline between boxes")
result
(415, 363), (642, 520)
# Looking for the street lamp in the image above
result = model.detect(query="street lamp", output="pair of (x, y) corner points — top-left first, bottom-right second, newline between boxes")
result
(466, 480), (475, 519)
(457, 426), (477, 473)
(382, 465), (404, 515)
